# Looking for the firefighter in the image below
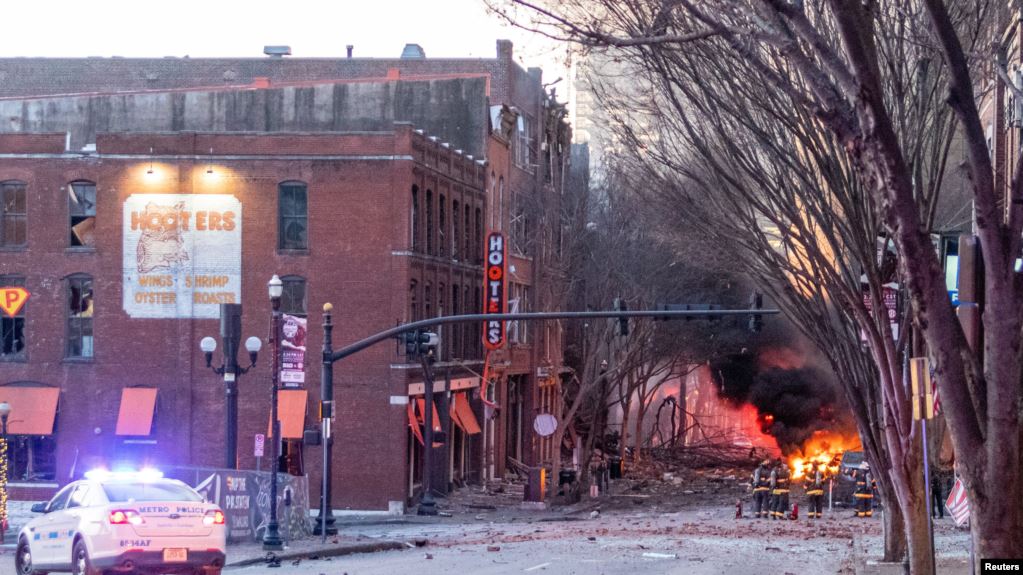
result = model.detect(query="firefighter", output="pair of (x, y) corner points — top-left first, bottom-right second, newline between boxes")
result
(805, 461), (825, 519)
(854, 462), (876, 518)
(751, 459), (772, 518)
(770, 459), (791, 519)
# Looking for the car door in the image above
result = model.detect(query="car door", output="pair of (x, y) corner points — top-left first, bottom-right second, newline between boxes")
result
(30, 484), (74, 567)
(52, 484), (92, 564)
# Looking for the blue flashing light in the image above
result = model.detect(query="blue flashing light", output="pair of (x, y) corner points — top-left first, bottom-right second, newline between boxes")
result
(84, 467), (164, 482)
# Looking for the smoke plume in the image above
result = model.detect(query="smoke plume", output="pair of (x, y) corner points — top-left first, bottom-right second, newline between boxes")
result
(710, 351), (850, 453)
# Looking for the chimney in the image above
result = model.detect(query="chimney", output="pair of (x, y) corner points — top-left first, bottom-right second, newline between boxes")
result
(263, 45), (292, 58)
(400, 43), (426, 59)
(346, 45), (354, 58)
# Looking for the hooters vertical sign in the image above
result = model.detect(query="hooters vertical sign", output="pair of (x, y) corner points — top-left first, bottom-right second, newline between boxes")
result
(483, 232), (507, 349)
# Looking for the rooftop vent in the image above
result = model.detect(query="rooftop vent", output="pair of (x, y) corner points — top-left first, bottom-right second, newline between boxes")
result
(400, 43), (426, 59)
(263, 45), (292, 57)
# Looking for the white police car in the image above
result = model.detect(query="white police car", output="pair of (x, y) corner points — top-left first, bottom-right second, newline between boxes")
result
(15, 469), (226, 575)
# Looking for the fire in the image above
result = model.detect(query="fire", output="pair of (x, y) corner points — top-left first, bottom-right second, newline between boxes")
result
(787, 430), (861, 479)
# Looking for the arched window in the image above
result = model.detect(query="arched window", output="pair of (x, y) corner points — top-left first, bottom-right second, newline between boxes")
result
(452, 200), (461, 260)
(424, 282), (432, 321)
(426, 189), (434, 255)
(65, 274), (94, 359)
(475, 207), (483, 265)
(409, 280), (419, 322)
(439, 194), (447, 258)
(464, 204), (471, 262)
(281, 275), (307, 316)
(68, 180), (96, 247)
(1, 180), (27, 248)
(451, 284), (461, 357)
(278, 181), (308, 250)
(411, 185), (420, 252)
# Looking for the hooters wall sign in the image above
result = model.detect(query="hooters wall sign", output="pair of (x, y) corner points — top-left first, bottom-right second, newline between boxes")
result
(483, 232), (507, 350)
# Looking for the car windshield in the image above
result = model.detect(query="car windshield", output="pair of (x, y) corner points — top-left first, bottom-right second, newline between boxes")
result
(101, 481), (202, 503)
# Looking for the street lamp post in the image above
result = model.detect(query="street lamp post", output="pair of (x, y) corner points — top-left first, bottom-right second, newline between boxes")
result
(199, 303), (262, 469)
(418, 348), (439, 516)
(0, 401), (9, 543)
(262, 275), (285, 551)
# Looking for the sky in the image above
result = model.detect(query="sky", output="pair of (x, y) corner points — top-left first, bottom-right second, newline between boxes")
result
(1, 0), (569, 73)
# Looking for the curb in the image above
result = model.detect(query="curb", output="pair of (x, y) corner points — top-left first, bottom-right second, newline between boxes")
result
(226, 540), (406, 567)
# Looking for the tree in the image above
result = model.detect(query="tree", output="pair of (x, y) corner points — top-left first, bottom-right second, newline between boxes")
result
(496, 0), (1017, 568)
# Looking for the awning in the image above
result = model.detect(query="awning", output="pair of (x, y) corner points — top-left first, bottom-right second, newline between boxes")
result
(115, 388), (157, 436)
(451, 392), (481, 435)
(269, 389), (308, 439)
(0, 386), (59, 435)
(408, 402), (424, 446)
(415, 399), (442, 432)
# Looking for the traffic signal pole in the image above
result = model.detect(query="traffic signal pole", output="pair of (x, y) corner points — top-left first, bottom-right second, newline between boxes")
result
(318, 306), (779, 520)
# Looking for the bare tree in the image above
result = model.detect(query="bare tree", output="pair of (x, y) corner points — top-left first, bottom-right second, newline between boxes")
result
(494, 0), (1017, 568)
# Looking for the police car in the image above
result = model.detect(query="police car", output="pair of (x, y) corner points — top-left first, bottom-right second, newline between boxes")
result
(15, 469), (226, 575)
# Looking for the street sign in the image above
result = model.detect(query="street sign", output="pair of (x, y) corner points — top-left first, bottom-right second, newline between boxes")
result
(0, 287), (29, 318)
(945, 478), (970, 527)
(254, 434), (265, 457)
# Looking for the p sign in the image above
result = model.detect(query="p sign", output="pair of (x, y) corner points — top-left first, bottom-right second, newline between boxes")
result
(0, 287), (29, 318)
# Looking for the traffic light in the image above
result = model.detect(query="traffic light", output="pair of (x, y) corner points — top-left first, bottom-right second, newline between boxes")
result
(403, 330), (439, 358)
(749, 291), (763, 334)
(613, 297), (629, 336)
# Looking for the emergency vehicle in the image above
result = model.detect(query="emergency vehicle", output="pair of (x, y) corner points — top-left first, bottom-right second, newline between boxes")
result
(15, 469), (226, 575)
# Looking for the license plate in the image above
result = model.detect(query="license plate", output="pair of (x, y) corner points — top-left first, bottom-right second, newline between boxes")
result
(163, 548), (188, 562)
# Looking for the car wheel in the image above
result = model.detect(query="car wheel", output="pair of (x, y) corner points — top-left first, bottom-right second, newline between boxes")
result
(71, 539), (100, 575)
(15, 537), (46, 575)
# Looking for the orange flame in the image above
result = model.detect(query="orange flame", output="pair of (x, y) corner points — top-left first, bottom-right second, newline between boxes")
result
(787, 430), (861, 479)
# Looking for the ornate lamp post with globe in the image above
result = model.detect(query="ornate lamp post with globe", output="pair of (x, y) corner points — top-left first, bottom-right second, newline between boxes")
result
(262, 275), (285, 551)
(199, 303), (262, 469)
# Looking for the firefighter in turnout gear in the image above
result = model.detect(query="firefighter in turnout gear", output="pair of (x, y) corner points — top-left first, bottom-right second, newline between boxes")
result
(769, 459), (791, 519)
(854, 462), (876, 518)
(805, 461), (826, 519)
(751, 459), (772, 518)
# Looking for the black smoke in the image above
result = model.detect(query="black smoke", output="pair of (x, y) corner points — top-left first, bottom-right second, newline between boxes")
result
(710, 352), (846, 453)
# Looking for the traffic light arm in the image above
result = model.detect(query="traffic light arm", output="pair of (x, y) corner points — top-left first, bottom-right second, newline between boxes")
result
(326, 308), (780, 364)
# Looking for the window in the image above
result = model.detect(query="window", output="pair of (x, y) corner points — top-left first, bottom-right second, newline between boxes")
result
(1, 180), (27, 248)
(475, 208), (483, 265)
(278, 182), (308, 250)
(498, 177), (505, 232)
(68, 181), (96, 247)
(46, 484), (75, 513)
(463, 286), (472, 358)
(411, 186), (420, 252)
(281, 276), (306, 316)
(0, 275), (25, 360)
(424, 282), (432, 321)
(66, 275), (94, 359)
(10, 434), (56, 482)
(464, 204), (471, 263)
(426, 190), (434, 255)
(452, 200), (461, 260)
(67, 484), (91, 509)
(516, 114), (532, 168)
(451, 285), (461, 357)
(103, 482), (203, 503)
(409, 280), (419, 322)
(439, 194), (446, 258)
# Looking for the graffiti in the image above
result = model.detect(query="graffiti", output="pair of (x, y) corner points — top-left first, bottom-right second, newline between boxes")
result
(164, 466), (310, 543)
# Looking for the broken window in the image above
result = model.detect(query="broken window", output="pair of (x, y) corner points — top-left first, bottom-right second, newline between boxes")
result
(411, 185), (420, 252)
(452, 200), (461, 260)
(281, 276), (307, 316)
(278, 182), (308, 250)
(68, 181), (97, 247)
(516, 114), (532, 168)
(464, 204), (471, 263)
(0, 275), (26, 360)
(1, 180), (27, 248)
(10, 431), (56, 482)
(439, 194), (447, 258)
(66, 275), (94, 359)
(426, 189), (434, 255)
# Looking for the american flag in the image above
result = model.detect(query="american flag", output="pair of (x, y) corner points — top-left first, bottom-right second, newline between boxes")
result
(945, 477), (970, 526)
(931, 374), (942, 417)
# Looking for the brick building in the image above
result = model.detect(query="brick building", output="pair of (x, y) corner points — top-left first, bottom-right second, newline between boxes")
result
(0, 41), (574, 511)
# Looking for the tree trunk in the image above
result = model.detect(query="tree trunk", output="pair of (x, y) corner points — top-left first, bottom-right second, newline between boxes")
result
(882, 499), (908, 563)
(901, 463), (934, 575)
(970, 471), (1023, 571)
(619, 391), (633, 462)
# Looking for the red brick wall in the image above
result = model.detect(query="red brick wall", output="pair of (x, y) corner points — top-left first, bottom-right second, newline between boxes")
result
(0, 127), (484, 510)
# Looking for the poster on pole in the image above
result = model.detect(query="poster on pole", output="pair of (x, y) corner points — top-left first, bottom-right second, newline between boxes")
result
(122, 194), (241, 319)
(280, 314), (307, 387)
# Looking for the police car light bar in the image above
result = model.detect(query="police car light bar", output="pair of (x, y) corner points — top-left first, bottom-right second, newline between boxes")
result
(85, 468), (164, 482)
